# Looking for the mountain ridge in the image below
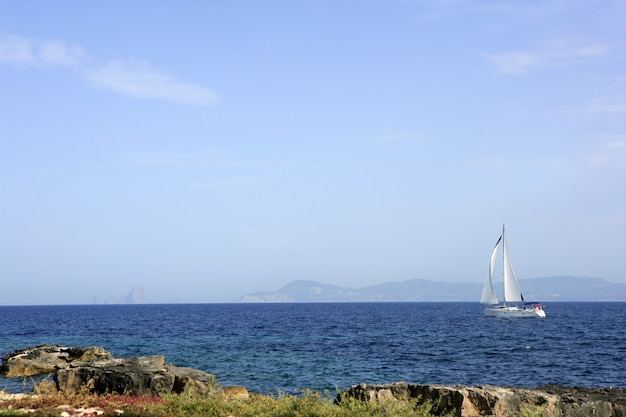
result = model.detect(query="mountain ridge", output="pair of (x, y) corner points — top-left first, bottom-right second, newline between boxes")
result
(237, 276), (626, 302)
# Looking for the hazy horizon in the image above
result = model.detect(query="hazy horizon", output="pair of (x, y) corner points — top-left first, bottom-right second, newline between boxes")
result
(0, 275), (623, 306)
(1, 1), (624, 305)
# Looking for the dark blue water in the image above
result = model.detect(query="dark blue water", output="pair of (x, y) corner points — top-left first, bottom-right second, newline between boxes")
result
(1, 303), (624, 394)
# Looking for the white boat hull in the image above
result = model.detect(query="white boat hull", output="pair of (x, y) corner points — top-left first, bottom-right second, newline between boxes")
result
(483, 305), (546, 318)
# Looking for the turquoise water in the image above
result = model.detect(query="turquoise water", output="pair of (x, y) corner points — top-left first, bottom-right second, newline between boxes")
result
(1, 302), (624, 394)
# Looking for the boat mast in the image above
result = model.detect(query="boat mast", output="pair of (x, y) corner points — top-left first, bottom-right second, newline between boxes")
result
(502, 223), (507, 306)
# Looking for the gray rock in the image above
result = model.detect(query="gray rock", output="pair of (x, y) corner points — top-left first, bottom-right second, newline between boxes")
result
(55, 355), (175, 397)
(3, 345), (224, 397)
(0, 345), (111, 377)
(335, 382), (626, 417)
(54, 355), (223, 397)
(165, 364), (224, 396)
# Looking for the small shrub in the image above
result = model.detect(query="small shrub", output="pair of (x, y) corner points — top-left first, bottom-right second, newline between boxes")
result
(519, 404), (548, 417)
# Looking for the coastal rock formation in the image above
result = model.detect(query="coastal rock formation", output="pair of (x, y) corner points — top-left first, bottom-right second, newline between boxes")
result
(165, 364), (224, 396)
(335, 382), (626, 417)
(55, 355), (174, 397)
(55, 356), (223, 397)
(1, 345), (222, 397)
(0, 345), (111, 377)
(93, 285), (150, 304)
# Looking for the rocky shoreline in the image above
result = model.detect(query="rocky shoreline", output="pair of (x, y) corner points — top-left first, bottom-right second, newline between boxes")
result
(2, 345), (625, 417)
(336, 382), (626, 417)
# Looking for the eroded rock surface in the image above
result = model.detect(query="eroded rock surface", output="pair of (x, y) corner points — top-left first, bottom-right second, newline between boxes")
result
(54, 356), (223, 397)
(2, 345), (223, 397)
(165, 364), (224, 396)
(0, 345), (111, 377)
(55, 355), (174, 397)
(336, 382), (626, 417)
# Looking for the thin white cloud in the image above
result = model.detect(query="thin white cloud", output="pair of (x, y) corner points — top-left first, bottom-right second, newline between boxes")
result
(484, 38), (612, 74)
(369, 131), (423, 144)
(0, 34), (220, 106)
(83, 60), (220, 107)
(189, 176), (265, 192)
(0, 35), (89, 68)
(600, 138), (626, 149)
(574, 44), (611, 57)
(588, 91), (626, 116)
(38, 40), (88, 68)
(113, 149), (293, 170)
(483, 51), (538, 74)
(533, 138), (625, 178)
(0, 34), (37, 66)
(588, 138), (626, 169)
(114, 149), (227, 168)
(474, 154), (507, 170)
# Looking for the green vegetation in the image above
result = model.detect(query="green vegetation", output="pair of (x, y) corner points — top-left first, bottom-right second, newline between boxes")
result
(518, 404), (548, 417)
(0, 389), (454, 417)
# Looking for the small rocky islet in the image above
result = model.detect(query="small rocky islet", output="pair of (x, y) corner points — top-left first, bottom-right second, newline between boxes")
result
(1, 344), (625, 417)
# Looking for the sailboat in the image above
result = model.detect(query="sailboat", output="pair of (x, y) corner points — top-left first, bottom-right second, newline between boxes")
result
(481, 224), (546, 318)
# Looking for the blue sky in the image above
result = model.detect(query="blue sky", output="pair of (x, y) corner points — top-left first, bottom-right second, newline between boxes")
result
(1, 1), (624, 304)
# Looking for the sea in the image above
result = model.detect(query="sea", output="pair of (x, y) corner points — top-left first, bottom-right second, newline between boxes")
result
(1, 302), (624, 395)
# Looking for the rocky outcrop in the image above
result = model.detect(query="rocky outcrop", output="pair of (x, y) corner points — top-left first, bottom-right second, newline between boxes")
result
(1, 345), (222, 398)
(165, 364), (223, 396)
(55, 355), (175, 397)
(335, 382), (626, 417)
(55, 356), (223, 397)
(0, 345), (111, 377)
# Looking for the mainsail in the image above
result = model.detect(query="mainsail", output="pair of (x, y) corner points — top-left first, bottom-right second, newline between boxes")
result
(502, 231), (524, 302)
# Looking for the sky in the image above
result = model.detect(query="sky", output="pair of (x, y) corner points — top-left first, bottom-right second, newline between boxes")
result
(1, 1), (624, 305)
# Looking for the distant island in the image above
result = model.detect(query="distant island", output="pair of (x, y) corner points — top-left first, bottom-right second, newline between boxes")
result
(237, 276), (626, 303)
(93, 286), (149, 304)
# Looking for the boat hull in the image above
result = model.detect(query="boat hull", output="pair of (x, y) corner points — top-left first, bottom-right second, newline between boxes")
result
(482, 305), (546, 318)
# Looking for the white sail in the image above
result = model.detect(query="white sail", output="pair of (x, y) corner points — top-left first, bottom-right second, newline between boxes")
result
(502, 228), (524, 302)
(480, 235), (500, 305)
